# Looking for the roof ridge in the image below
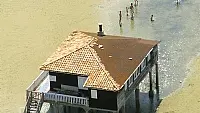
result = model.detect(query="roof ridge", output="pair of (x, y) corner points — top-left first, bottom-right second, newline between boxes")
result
(87, 46), (120, 90)
(40, 32), (96, 67)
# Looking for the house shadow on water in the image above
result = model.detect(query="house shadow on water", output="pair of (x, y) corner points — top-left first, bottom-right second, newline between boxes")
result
(126, 92), (162, 113)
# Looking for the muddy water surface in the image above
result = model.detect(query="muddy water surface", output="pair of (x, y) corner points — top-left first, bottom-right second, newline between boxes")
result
(0, 0), (101, 112)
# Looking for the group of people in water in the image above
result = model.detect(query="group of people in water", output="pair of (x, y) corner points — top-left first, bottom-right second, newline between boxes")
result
(118, 0), (152, 27)
(119, 2), (137, 27)
(118, 0), (181, 27)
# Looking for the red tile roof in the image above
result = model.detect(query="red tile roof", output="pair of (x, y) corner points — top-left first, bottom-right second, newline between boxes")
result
(40, 31), (159, 91)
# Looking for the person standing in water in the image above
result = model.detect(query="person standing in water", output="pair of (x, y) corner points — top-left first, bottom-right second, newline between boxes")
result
(126, 7), (129, 16)
(134, 0), (138, 6)
(130, 3), (134, 12)
(119, 11), (122, 27)
(151, 15), (154, 22)
(130, 3), (134, 20)
(130, 10), (134, 20)
(176, 0), (180, 5)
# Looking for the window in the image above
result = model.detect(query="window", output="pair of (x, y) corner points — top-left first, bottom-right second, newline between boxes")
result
(49, 75), (56, 82)
(137, 67), (140, 75)
(134, 71), (138, 80)
(128, 75), (133, 87)
(78, 76), (88, 90)
(145, 58), (147, 66)
(141, 60), (146, 71)
(91, 90), (97, 99)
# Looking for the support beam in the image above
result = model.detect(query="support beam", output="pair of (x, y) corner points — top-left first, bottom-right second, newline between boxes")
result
(64, 105), (67, 113)
(135, 86), (140, 113)
(155, 62), (159, 100)
(68, 106), (71, 113)
(123, 104), (125, 113)
(78, 107), (82, 113)
(55, 103), (59, 113)
(84, 109), (89, 113)
(149, 69), (154, 98)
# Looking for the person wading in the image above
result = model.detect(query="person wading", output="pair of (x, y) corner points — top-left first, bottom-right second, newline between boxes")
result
(126, 7), (129, 16)
(134, 0), (139, 6)
(130, 3), (134, 11)
(130, 3), (134, 20)
(151, 15), (154, 22)
(119, 11), (122, 27)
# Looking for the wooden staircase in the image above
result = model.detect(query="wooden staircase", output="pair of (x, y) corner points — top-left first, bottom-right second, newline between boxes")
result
(24, 91), (44, 113)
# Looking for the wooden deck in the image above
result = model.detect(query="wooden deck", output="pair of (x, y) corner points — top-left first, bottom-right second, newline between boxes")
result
(24, 70), (89, 113)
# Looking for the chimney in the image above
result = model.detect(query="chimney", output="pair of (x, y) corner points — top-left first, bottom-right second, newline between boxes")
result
(97, 23), (105, 37)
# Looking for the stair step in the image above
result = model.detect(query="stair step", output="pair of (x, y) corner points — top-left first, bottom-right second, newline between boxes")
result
(25, 92), (44, 113)
(28, 111), (37, 113)
(31, 100), (38, 103)
(30, 105), (37, 108)
(32, 99), (39, 102)
(31, 101), (38, 103)
(28, 108), (37, 111)
(30, 103), (38, 106)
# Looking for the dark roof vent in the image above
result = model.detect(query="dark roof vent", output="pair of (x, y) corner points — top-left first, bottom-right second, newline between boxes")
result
(97, 23), (105, 37)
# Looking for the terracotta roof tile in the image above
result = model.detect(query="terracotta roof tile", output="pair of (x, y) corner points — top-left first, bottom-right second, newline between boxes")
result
(40, 31), (159, 91)
(42, 31), (96, 66)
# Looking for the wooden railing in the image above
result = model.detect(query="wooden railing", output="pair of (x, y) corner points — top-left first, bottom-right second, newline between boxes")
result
(44, 92), (89, 106)
(24, 92), (32, 113)
(34, 91), (44, 113)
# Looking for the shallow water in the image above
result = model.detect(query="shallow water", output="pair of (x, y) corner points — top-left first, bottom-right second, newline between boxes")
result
(1, 0), (200, 112)
(44, 1), (200, 112)
(0, 0), (101, 112)
(98, 0), (200, 98)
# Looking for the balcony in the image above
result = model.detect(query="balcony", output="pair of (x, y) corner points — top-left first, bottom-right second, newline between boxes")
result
(44, 92), (89, 106)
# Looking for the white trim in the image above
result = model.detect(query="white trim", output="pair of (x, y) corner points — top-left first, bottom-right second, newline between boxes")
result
(147, 52), (151, 61)
(125, 82), (127, 90)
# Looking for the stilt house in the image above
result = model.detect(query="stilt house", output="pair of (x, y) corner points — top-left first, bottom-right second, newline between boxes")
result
(24, 25), (160, 113)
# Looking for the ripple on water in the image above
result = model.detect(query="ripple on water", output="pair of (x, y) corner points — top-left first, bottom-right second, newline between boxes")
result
(99, 0), (200, 98)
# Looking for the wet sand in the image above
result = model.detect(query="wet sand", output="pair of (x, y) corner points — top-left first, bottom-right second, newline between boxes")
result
(157, 56), (200, 113)
(0, 0), (100, 112)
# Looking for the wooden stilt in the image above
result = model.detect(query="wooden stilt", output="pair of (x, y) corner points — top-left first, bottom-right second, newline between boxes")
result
(64, 105), (67, 113)
(123, 104), (125, 113)
(68, 106), (71, 113)
(155, 62), (159, 100)
(78, 107), (82, 113)
(149, 69), (154, 98)
(135, 86), (140, 113)
(84, 108), (89, 113)
(54, 103), (59, 113)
